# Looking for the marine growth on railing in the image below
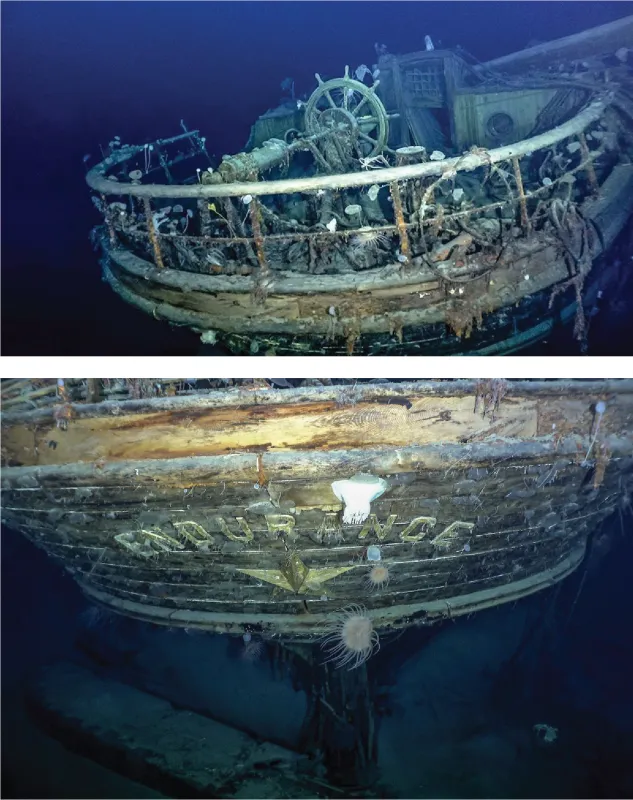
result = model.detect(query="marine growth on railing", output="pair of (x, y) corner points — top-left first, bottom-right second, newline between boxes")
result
(86, 77), (630, 343)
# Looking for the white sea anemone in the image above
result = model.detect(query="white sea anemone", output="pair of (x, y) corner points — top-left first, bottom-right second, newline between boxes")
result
(344, 204), (363, 219)
(349, 227), (389, 258)
(321, 605), (379, 669)
(365, 563), (390, 591)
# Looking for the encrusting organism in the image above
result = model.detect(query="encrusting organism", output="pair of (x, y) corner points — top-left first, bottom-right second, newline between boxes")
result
(321, 605), (380, 669)
(348, 228), (389, 259)
(365, 563), (390, 590)
(331, 474), (388, 525)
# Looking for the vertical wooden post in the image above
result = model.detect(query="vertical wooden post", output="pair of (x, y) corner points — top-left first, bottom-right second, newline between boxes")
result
(197, 198), (212, 236)
(390, 180), (411, 264)
(101, 194), (116, 246)
(391, 58), (410, 147)
(86, 379), (101, 404)
(320, 661), (377, 789)
(249, 197), (272, 302)
(577, 132), (599, 195)
(511, 157), (530, 235)
(142, 197), (165, 269)
(286, 643), (378, 791)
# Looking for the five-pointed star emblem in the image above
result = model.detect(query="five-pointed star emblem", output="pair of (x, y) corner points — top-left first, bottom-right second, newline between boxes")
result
(237, 552), (353, 594)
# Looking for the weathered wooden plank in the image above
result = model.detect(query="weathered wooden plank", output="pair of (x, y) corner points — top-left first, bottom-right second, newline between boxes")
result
(110, 245), (568, 335)
(0, 457), (616, 555)
(3, 431), (633, 494)
(1, 396), (542, 468)
(1, 451), (625, 551)
(3, 380), (631, 637)
(4, 483), (611, 608)
(481, 15), (633, 74)
(75, 544), (586, 633)
(6, 502), (598, 578)
(4, 380), (633, 423)
(88, 537), (579, 599)
(72, 541), (571, 612)
(88, 97), (606, 199)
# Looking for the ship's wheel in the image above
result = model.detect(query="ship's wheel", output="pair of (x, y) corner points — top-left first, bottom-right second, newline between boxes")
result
(304, 65), (389, 162)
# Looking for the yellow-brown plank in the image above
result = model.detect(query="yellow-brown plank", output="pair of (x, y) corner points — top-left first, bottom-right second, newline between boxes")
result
(4, 396), (539, 467)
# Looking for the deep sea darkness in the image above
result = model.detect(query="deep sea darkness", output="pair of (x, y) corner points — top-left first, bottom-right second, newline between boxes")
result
(2, 511), (632, 798)
(2, 1), (633, 356)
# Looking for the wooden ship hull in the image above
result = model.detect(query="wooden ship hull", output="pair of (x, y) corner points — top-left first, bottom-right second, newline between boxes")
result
(86, 18), (633, 355)
(2, 379), (632, 641)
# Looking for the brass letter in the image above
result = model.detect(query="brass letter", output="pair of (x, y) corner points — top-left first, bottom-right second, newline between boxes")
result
(399, 516), (438, 542)
(316, 512), (343, 544)
(265, 514), (298, 542)
(141, 528), (185, 551)
(173, 521), (213, 548)
(358, 514), (398, 541)
(216, 516), (254, 542)
(431, 520), (474, 549)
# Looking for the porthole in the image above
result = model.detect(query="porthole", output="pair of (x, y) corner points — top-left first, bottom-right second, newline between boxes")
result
(486, 112), (514, 140)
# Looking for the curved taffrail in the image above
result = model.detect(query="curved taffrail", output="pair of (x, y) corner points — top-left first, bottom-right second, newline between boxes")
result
(83, 83), (633, 354)
(86, 96), (609, 198)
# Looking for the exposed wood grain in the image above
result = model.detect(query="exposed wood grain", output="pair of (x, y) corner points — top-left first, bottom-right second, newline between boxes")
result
(5, 390), (632, 469)
(3, 431), (633, 491)
(481, 15), (633, 74)
(1, 396), (540, 467)
(3, 381), (631, 638)
(108, 242), (568, 336)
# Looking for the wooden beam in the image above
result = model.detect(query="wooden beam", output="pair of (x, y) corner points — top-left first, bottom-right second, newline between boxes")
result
(480, 15), (633, 75)
(1, 395), (540, 467)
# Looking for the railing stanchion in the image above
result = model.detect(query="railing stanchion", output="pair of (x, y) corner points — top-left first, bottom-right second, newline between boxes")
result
(511, 157), (530, 235)
(143, 197), (165, 269)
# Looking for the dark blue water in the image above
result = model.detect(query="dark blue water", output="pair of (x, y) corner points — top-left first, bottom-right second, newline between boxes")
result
(2, 1), (631, 355)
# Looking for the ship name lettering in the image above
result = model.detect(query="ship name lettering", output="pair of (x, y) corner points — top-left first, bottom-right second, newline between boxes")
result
(212, 512), (454, 544)
(358, 514), (398, 541)
(265, 514), (298, 542)
(115, 513), (473, 554)
(215, 516), (254, 542)
(399, 516), (438, 542)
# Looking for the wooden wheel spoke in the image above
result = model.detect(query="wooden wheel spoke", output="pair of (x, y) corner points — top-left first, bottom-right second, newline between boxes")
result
(353, 96), (370, 117)
(305, 73), (388, 158)
(359, 131), (378, 145)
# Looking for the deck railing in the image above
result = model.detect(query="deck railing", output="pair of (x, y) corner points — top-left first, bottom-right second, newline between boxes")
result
(86, 95), (615, 305)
